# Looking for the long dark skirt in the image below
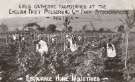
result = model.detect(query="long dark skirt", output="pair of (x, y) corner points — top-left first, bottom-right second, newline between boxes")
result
(103, 57), (124, 80)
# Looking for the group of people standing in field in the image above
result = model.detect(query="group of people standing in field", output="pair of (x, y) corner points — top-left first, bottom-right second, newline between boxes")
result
(9, 32), (117, 61)
(0, 32), (122, 81)
(9, 32), (116, 55)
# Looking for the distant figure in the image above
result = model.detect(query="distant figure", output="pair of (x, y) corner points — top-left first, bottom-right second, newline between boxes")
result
(12, 34), (17, 41)
(91, 40), (96, 47)
(106, 43), (116, 58)
(51, 35), (57, 44)
(36, 37), (48, 65)
(12, 34), (25, 42)
(19, 34), (25, 41)
(66, 34), (78, 52)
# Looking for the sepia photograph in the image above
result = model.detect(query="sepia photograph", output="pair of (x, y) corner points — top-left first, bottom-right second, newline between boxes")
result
(0, 0), (135, 82)
(0, 10), (134, 82)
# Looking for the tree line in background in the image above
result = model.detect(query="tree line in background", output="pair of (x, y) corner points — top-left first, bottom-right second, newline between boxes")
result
(0, 21), (126, 33)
